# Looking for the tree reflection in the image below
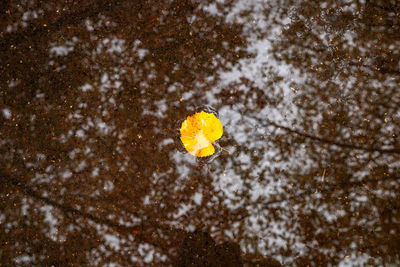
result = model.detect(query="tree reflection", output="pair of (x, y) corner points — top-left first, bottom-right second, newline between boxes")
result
(1, 0), (399, 266)
(270, 1), (400, 264)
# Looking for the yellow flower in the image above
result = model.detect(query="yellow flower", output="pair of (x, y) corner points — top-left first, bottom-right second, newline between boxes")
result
(180, 111), (223, 157)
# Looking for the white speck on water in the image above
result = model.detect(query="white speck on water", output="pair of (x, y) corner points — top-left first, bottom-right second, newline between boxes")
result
(75, 161), (87, 172)
(61, 170), (72, 179)
(50, 46), (69, 56)
(85, 19), (94, 31)
(80, 83), (93, 92)
(143, 195), (150, 205)
(193, 192), (203, 205)
(0, 214), (5, 225)
(76, 129), (85, 138)
(138, 243), (155, 263)
(158, 138), (174, 150)
(181, 91), (193, 100)
(49, 37), (77, 56)
(143, 249), (154, 263)
(167, 84), (176, 92)
(36, 92), (45, 98)
(40, 205), (59, 242)
(22, 11), (38, 21)
(137, 49), (148, 60)
(104, 181), (114, 191)
(92, 167), (99, 177)
(68, 148), (80, 159)
(104, 234), (121, 249)
(14, 255), (33, 265)
(142, 99), (168, 119)
(109, 97), (116, 105)
(101, 73), (109, 83)
(36, 153), (46, 160)
(106, 38), (126, 54)
(8, 79), (21, 88)
(173, 202), (193, 219)
(45, 165), (53, 172)
(2, 108), (11, 119)
(95, 117), (115, 135)
(338, 252), (375, 267)
(21, 198), (29, 216)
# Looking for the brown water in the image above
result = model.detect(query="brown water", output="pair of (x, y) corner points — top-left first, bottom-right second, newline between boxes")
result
(1, 0), (400, 266)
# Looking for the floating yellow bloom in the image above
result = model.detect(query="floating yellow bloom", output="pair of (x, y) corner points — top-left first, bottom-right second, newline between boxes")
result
(180, 111), (223, 157)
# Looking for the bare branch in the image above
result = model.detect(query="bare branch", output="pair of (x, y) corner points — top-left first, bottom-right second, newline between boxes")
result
(266, 119), (400, 154)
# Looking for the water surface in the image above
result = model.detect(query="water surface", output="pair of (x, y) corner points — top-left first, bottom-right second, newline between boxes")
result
(1, 0), (400, 266)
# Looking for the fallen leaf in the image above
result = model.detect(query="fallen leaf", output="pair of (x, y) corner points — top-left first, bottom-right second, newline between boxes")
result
(180, 111), (223, 157)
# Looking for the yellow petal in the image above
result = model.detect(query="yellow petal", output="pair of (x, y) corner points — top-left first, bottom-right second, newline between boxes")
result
(180, 136), (198, 152)
(180, 114), (202, 137)
(197, 143), (215, 157)
(179, 111), (223, 157)
(180, 130), (209, 156)
(192, 111), (223, 142)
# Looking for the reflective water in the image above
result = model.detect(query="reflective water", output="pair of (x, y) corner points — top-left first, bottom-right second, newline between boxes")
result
(1, 0), (400, 266)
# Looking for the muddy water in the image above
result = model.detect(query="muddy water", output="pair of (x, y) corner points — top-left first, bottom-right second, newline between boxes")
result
(1, 0), (400, 266)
